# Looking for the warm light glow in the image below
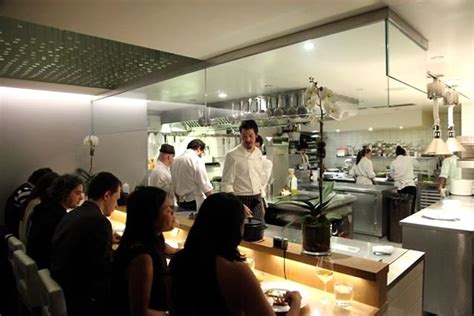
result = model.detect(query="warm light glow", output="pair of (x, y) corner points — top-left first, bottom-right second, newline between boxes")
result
(336, 129), (340, 133)
(368, 127), (373, 131)
(218, 92), (228, 98)
(304, 41), (314, 50)
(399, 126), (404, 129)
(0, 86), (93, 101)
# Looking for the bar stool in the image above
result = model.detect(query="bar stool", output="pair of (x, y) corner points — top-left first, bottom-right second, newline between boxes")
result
(11, 249), (41, 315)
(37, 269), (67, 316)
(6, 234), (26, 266)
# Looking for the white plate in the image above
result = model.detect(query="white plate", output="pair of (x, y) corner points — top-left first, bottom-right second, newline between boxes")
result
(261, 282), (308, 312)
(421, 211), (459, 221)
(372, 245), (393, 255)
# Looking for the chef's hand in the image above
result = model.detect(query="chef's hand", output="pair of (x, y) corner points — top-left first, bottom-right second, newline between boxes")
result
(440, 188), (447, 198)
(244, 205), (253, 217)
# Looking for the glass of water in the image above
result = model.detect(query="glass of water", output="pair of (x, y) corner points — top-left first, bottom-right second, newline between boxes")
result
(334, 281), (354, 308)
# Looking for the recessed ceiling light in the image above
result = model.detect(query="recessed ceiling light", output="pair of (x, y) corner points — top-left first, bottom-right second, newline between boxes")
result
(336, 129), (340, 133)
(218, 92), (227, 98)
(368, 127), (373, 131)
(304, 41), (314, 50)
(399, 126), (404, 129)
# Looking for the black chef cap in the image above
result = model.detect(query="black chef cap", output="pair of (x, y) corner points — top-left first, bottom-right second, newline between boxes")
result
(160, 144), (175, 155)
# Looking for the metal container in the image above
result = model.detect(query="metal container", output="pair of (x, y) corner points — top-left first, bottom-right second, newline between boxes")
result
(243, 217), (267, 241)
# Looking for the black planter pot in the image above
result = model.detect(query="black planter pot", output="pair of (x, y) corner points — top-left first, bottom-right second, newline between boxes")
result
(302, 214), (331, 255)
(243, 218), (267, 242)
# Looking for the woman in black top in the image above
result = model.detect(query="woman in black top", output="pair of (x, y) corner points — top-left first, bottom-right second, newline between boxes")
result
(169, 193), (301, 316)
(112, 186), (176, 316)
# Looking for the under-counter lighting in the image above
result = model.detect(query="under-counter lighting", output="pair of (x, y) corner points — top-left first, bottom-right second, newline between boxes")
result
(218, 92), (228, 98)
(368, 127), (373, 131)
(303, 41), (314, 50)
(399, 126), (404, 129)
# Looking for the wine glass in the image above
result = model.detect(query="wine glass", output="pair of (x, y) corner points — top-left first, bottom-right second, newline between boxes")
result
(316, 255), (334, 304)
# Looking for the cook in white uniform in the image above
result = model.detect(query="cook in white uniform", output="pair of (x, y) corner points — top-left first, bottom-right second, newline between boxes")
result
(390, 146), (419, 213)
(149, 144), (175, 193)
(438, 154), (462, 197)
(171, 139), (213, 212)
(221, 120), (264, 219)
(350, 148), (376, 185)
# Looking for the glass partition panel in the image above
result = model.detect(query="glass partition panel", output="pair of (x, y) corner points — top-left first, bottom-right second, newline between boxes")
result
(387, 20), (427, 95)
(205, 21), (388, 112)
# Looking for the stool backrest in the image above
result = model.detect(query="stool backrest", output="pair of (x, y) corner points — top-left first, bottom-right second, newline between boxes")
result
(12, 249), (41, 309)
(38, 269), (68, 316)
(6, 234), (26, 258)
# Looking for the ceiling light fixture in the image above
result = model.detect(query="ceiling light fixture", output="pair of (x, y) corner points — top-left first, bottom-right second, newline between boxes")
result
(399, 126), (404, 129)
(368, 127), (373, 131)
(304, 41), (314, 50)
(336, 129), (340, 133)
(218, 92), (227, 98)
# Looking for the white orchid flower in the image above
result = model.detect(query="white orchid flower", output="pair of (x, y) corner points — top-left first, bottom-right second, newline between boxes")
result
(83, 135), (99, 147)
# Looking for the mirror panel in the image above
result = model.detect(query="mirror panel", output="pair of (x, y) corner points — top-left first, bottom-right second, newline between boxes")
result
(205, 21), (388, 110)
(387, 20), (427, 95)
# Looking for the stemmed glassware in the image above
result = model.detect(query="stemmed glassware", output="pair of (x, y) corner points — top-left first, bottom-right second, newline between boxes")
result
(315, 255), (334, 304)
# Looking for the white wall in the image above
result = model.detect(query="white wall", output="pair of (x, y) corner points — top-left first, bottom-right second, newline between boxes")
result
(92, 95), (148, 190)
(0, 87), (149, 225)
(0, 87), (92, 224)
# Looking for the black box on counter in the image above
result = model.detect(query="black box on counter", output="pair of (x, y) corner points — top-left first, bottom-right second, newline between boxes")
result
(273, 236), (288, 250)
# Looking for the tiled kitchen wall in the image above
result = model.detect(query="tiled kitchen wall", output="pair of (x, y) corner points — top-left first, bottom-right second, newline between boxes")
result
(324, 112), (461, 173)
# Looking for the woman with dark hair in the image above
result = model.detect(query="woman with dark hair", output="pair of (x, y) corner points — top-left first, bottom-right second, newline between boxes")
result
(350, 148), (376, 185)
(390, 145), (419, 213)
(27, 174), (84, 269)
(112, 186), (177, 316)
(169, 192), (301, 316)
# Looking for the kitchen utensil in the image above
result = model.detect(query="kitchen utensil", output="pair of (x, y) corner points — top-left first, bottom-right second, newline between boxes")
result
(273, 95), (286, 116)
(297, 89), (308, 117)
(287, 92), (298, 116)
(243, 217), (267, 241)
(266, 96), (276, 117)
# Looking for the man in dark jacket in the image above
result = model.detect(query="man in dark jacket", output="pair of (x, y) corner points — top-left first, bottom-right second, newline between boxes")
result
(50, 172), (121, 316)
(27, 174), (84, 269)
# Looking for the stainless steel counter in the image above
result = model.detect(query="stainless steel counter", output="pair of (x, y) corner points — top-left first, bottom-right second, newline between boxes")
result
(300, 182), (390, 237)
(400, 195), (474, 315)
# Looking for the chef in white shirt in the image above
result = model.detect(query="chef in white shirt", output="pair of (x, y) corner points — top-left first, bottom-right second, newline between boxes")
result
(438, 153), (462, 197)
(350, 148), (376, 185)
(171, 139), (213, 211)
(390, 145), (419, 213)
(221, 120), (264, 219)
(149, 144), (175, 193)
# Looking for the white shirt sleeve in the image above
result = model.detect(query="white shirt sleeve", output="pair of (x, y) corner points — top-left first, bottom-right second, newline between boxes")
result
(194, 158), (213, 194)
(221, 152), (236, 193)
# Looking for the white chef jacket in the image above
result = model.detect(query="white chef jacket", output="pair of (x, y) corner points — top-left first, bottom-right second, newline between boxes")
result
(349, 157), (376, 185)
(221, 145), (264, 195)
(149, 160), (172, 193)
(260, 155), (273, 198)
(390, 155), (419, 190)
(171, 149), (213, 210)
(440, 155), (462, 190)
